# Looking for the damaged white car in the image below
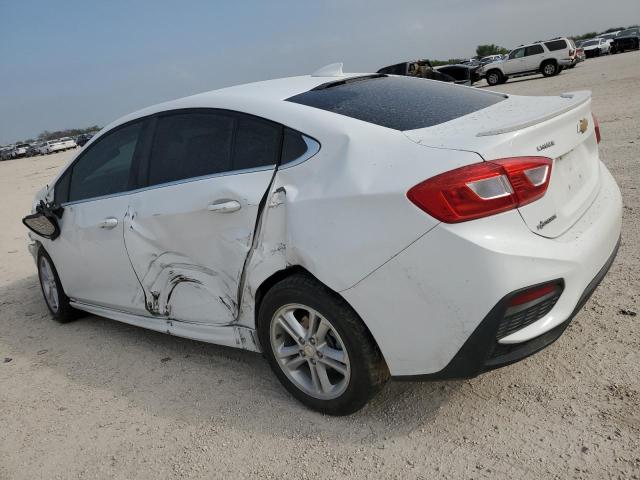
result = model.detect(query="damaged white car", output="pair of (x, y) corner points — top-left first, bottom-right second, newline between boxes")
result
(24, 64), (621, 415)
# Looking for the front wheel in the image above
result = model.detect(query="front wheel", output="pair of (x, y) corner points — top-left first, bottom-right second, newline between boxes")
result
(37, 248), (80, 323)
(485, 70), (502, 86)
(258, 274), (389, 415)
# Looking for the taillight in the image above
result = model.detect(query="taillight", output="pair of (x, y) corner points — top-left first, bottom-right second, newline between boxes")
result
(592, 113), (601, 144)
(407, 157), (552, 223)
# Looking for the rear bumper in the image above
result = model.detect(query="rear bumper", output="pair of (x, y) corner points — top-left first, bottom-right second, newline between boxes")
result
(396, 235), (619, 380)
(342, 162), (622, 376)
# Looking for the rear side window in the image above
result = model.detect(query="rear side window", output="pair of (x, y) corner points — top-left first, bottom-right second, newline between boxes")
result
(232, 116), (281, 171)
(525, 44), (544, 56)
(67, 122), (142, 202)
(147, 110), (282, 186)
(281, 128), (310, 164)
(286, 76), (505, 131)
(148, 112), (234, 185)
(544, 40), (568, 51)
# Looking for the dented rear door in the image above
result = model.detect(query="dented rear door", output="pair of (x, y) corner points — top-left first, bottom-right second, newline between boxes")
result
(124, 110), (280, 325)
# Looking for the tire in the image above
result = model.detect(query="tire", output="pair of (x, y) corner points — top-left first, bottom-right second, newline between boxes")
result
(258, 273), (389, 415)
(37, 247), (80, 323)
(541, 61), (558, 77)
(485, 70), (502, 86)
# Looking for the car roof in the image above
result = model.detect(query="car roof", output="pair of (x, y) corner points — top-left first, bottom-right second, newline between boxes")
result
(104, 73), (370, 133)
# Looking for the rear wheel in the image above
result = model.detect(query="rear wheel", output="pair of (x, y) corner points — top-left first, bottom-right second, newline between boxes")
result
(486, 70), (502, 86)
(37, 248), (80, 323)
(258, 274), (389, 415)
(541, 61), (558, 77)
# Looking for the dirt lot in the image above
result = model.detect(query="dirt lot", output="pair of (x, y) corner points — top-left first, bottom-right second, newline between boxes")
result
(1, 52), (639, 480)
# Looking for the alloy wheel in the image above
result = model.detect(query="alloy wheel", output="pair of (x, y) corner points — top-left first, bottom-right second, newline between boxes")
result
(270, 304), (351, 400)
(39, 255), (59, 313)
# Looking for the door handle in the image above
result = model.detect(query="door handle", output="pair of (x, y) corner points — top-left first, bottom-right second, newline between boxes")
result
(207, 200), (241, 213)
(99, 217), (119, 229)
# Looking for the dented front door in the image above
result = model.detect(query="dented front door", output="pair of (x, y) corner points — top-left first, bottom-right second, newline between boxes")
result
(124, 170), (274, 325)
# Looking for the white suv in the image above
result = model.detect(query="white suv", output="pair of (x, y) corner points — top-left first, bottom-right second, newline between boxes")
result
(482, 38), (576, 86)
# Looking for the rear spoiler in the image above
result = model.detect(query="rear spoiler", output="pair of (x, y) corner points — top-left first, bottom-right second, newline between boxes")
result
(477, 91), (591, 137)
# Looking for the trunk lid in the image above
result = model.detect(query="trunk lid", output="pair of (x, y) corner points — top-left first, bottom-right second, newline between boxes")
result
(404, 91), (601, 238)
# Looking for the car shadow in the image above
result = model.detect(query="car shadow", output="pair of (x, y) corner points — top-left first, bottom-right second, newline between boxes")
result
(477, 74), (550, 88)
(1, 273), (463, 444)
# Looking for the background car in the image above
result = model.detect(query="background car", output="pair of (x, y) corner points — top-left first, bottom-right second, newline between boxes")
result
(57, 137), (78, 150)
(75, 133), (94, 147)
(582, 38), (610, 57)
(612, 27), (640, 52)
(434, 64), (481, 85)
(377, 59), (458, 83)
(25, 143), (41, 157)
(0, 146), (14, 160)
(481, 37), (576, 85)
(11, 143), (30, 158)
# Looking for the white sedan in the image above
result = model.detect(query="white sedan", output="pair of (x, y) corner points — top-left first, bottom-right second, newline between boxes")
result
(23, 64), (621, 414)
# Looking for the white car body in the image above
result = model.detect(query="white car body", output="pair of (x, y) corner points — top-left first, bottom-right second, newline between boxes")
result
(12, 143), (29, 158)
(26, 69), (621, 408)
(582, 38), (611, 56)
(42, 140), (66, 154)
(57, 137), (77, 149)
(42, 137), (77, 154)
(482, 38), (576, 85)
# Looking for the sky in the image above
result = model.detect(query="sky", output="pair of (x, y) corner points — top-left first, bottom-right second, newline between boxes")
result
(1, 0), (638, 144)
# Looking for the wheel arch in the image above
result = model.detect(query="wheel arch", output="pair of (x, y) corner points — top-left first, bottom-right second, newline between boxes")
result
(253, 265), (388, 364)
(540, 58), (558, 69)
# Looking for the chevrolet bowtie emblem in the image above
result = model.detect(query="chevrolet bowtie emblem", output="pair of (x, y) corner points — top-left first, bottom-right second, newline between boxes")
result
(578, 117), (589, 134)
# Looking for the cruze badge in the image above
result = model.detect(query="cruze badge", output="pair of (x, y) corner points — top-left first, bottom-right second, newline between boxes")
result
(537, 214), (557, 230)
(536, 140), (555, 152)
(578, 118), (589, 134)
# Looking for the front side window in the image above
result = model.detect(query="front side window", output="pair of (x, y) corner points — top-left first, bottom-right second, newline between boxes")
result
(67, 122), (142, 202)
(525, 45), (544, 56)
(509, 48), (525, 59)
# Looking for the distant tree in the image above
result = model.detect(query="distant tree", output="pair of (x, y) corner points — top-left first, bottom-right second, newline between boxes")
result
(35, 126), (101, 142)
(475, 44), (509, 57)
(571, 31), (598, 41)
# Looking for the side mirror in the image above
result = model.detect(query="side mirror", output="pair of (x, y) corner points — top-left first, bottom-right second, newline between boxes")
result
(22, 201), (63, 240)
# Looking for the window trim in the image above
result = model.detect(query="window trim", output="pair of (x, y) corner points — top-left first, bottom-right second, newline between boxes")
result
(55, 108), (321, 206)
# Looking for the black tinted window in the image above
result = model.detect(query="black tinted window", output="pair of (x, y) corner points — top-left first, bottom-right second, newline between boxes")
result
(68, 122), (142, 202)
(232, 116), (281, 170)
(525, 44), (544, 56)
(286, 76), (504, 131)
(148, 113), (234, 185)
(281, 128), (309, 164)
(544, 40), (567, 51)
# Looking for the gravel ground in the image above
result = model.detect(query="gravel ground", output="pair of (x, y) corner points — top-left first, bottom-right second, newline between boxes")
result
(1, 52), (639, 480)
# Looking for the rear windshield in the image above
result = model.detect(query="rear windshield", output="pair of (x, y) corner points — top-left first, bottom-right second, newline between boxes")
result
(286, 76), (505, 131)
